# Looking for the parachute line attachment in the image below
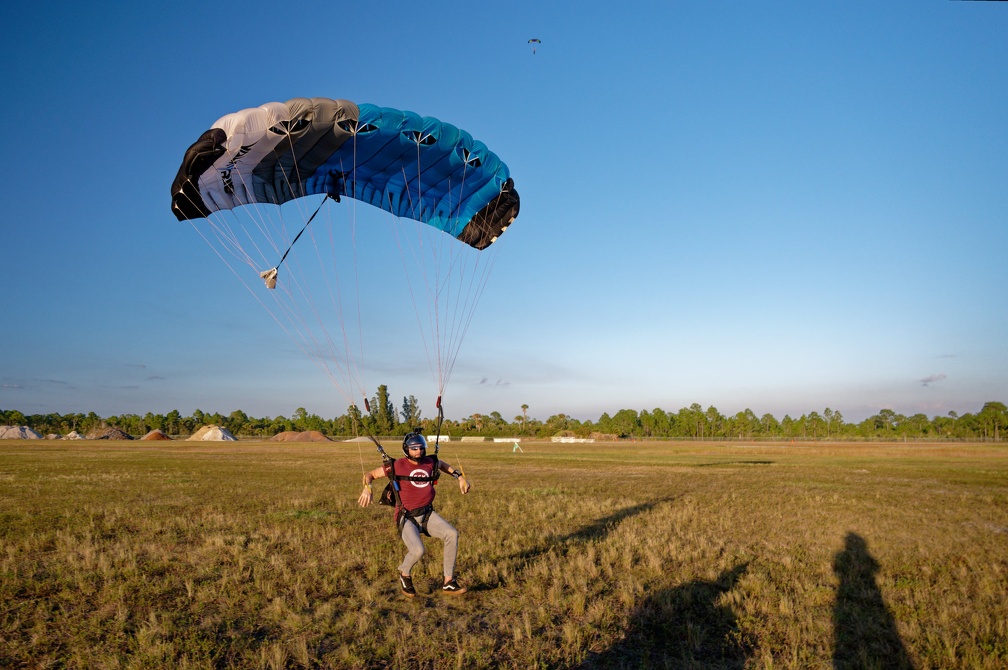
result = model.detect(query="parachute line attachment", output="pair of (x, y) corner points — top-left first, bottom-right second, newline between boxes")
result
(260, 194), (337, 290)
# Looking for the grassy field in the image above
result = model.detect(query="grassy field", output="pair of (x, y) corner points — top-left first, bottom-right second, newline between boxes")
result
(1, 439), (1005, 669)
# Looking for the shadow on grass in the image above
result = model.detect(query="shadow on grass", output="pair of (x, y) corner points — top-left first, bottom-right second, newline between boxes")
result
(832, 532), (914, 669)
(470, 500), (674, 593)
(561, 499), (676, 545)
(693, 460), (774, 468)
(571, 563), (751, 669)
(504, 499), (675, 569)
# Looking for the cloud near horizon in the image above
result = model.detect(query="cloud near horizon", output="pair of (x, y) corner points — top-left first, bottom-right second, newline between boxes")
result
(918, 373), (947, 387)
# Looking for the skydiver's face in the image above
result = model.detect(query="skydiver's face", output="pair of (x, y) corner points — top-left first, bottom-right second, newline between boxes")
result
(407, 445), (424, 462)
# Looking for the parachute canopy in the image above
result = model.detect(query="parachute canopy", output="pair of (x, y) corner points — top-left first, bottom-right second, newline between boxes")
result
(171, 97), (519, 250)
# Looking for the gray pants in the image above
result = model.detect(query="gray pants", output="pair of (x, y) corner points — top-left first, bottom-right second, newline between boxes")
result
(398, 510), (459, 578)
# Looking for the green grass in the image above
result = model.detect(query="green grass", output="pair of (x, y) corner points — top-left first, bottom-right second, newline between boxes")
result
(1, 440), (1006, 668)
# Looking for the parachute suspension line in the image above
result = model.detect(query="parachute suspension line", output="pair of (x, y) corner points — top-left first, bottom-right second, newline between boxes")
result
(349, 134), (369, 401)
(438, 161), (481, 390)
(190, 212), (346, 397)
(413, 139), (447, 391)
(210, 207), (357, 405)
(431, 164), (501, 392)
(194, 143), (363, 409)
(320, 189), (367, 404)
(234, 161), (359, 405)
(259, 194), (334, 289)
(280, 139), (368, 405)
(431, 396), (467, 479)
(350, 398), (392, 504)
(361, 397), (395, 463)
(393, 163), (447, 396)
(441, 195), (510, 387)
(248, 123), (369, 407)
(351, 400), (390, 485)
(387, 146), (508, 399)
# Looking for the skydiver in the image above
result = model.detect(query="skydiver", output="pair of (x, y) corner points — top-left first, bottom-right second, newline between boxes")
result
(358, 432), (471, 596)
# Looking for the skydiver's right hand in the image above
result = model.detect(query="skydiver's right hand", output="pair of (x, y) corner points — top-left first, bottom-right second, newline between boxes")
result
(358, 485), (373, 507)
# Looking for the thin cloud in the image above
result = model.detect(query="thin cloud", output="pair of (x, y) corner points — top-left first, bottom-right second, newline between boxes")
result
(3, 379), (74, 390)
(919, 373), (947, 387)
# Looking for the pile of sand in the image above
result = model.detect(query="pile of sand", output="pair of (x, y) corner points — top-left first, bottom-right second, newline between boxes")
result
(63, 431), (85, 440)
(187, 425), (237, 441)
(141, 429), (171, 441)
(0, 426), (42, 439)
(86, 427), (133, 440)
(269, 430), (332, 442)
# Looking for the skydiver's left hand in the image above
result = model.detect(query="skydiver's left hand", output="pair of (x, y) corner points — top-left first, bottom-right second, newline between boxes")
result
(458, 475), (470, 495)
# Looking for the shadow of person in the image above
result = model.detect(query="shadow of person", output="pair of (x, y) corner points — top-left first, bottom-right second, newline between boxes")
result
(470, 499), (677, 593)
(573, 563), (751, 669)
(508, 499), (675, 569)
(833, 533), (914, 669)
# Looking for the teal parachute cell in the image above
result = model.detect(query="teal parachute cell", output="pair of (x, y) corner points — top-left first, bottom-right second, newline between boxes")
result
(171, 97), (519, 249)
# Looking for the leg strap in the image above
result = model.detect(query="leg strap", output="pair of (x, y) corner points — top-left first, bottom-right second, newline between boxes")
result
(397, 504), (434, 537)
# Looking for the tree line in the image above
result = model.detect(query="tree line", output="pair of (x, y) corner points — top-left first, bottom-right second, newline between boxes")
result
(2, 387), (1005, 442)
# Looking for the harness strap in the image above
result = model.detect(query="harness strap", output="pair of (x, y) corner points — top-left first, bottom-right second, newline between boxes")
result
(393, 471), (439, 484)
(397, 504), (434, 537)
(383, 457), (436, 536)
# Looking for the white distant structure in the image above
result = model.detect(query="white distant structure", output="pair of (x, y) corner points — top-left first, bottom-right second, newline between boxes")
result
(0, 426), (42, 439)
(187, 425), (238, 441)
(427, 435), (450, 442)
(551, 436), (595, 443)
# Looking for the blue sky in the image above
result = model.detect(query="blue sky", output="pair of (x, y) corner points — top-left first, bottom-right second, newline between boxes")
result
(1, 1), (1005, 425)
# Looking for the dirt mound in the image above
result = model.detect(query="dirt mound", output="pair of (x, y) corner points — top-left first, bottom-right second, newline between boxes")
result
(86, 427), (134, 440)
(141, 429), (171, 441)
(0, 426), (42, 439)
(63, 431), (85, 440)
(187, 425), (237, 441)
(269, 430), (332, 442)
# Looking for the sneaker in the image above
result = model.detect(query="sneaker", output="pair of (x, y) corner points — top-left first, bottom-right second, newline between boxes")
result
(441, 578), (466, 594)
(399, 573), (416, 598)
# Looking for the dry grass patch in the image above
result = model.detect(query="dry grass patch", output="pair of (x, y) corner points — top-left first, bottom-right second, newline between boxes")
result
(0, 440), (1005, 668)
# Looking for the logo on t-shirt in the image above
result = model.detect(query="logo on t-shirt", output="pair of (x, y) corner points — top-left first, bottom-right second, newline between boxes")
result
(409, 467), (431, 488)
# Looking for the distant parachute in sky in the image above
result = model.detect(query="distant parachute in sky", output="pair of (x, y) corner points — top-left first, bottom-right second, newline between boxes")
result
(528, 38), (541, 54)
(170, 97), (521, 412)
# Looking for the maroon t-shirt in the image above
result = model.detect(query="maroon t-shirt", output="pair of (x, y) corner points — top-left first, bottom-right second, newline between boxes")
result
(392, 456), (437, 512)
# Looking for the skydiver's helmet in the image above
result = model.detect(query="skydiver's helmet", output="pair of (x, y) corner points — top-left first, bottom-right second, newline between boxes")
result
(402, 432), (427, 459)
